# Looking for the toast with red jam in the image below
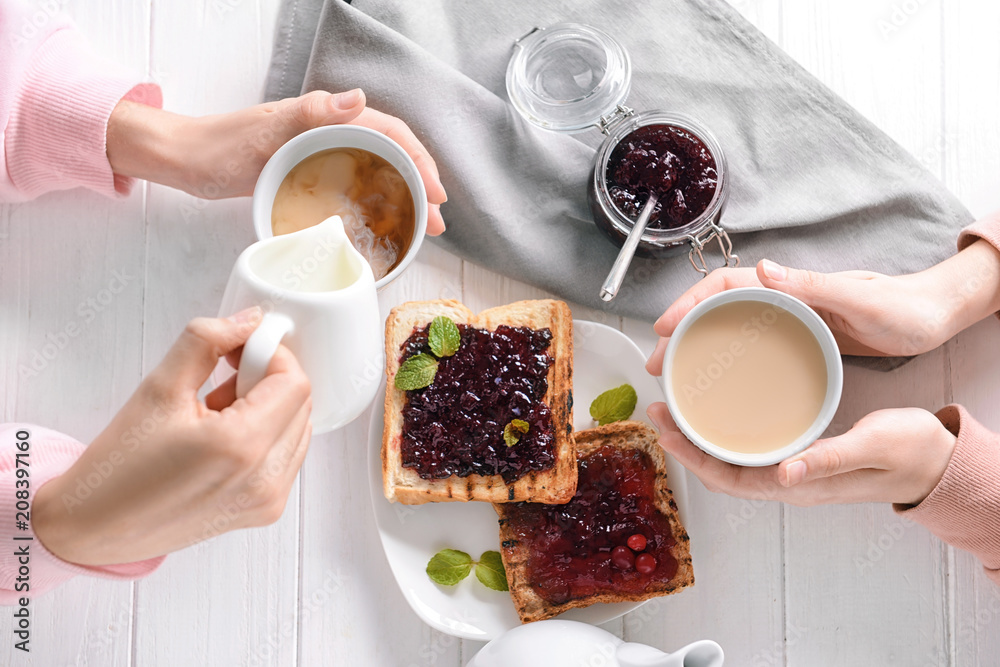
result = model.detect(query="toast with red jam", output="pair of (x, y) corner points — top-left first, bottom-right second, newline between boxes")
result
(382, 299), (575, 505)
(494, 421), (693, 623)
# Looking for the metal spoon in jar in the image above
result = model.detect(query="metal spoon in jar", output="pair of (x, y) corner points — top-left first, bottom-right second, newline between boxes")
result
(599, 193), (657, 302)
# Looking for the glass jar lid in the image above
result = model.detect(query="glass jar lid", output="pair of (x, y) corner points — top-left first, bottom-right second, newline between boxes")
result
(506, 23), (632, 133)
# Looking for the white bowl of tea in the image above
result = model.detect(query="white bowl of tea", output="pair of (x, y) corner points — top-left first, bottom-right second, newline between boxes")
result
(252, 125), (428, 290)
(662, 287), (843, 467)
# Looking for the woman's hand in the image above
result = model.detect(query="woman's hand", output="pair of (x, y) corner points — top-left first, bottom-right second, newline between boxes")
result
(31, 307), (312, 566)
(645, 236), (1000, 373)
(106, 90), (448, 235)
(647, 403), (956, 506)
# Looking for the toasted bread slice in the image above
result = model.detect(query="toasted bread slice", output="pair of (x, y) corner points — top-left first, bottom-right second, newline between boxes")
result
(382, 299), (575, 505)
(495, 421), (693, 623)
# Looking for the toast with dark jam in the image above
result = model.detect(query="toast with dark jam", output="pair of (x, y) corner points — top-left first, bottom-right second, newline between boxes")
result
(382, 299), (575, 505)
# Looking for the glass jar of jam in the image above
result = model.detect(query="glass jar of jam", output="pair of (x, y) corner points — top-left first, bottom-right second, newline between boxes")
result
(506, 23), (738, 274)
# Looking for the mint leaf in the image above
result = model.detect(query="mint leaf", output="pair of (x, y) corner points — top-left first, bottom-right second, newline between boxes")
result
(428, 316), (461, 358)
(426, 548), (473, 586)
(503, 418), (530, 447)
(589, 384), (638, 426)
(475, 551), (509, 591)
(395, 353), (439, 391)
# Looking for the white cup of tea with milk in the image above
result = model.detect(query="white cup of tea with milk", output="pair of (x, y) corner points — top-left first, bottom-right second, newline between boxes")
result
(662, 287), (843, 466)
(252, 124), (429, 290)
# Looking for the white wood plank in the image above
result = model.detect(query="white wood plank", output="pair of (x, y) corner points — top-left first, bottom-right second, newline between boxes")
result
(785, 352), (951, 666)
(782, 0), (946, 167)
(948, 323), (1000, 666)
(131, 0), (300, 665)
(779, 2), (951, 665)
(0, 0), (152, 663)
(942, 3), (1000, 221)
(297, 243), (465, 667)
(0, 195), (146, 667)
(941, 4), (1000, 665)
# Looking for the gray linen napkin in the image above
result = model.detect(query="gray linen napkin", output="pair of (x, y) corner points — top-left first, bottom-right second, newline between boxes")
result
(264, 0), (971, 333)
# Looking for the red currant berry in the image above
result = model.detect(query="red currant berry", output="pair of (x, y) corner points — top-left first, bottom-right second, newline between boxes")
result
(635, 553), (657, 574)
(627, 534), (647, 552)
(611, 545), (635, 570)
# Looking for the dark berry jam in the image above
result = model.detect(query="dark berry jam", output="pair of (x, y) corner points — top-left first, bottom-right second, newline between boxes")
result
(399, 324), (555, 484)
(502, 445), (679, 606)
(606, 124), (718, 229)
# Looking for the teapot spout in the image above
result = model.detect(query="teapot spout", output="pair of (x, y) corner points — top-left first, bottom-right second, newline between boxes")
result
(616, 640), (724, 667)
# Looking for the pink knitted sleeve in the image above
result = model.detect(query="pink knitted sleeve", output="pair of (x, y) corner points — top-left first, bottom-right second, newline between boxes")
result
(895, 406), (1000, 585)
(0, 424), (164, 605)
(958, 213), (1000, 256)
(0, 0), (162, 202)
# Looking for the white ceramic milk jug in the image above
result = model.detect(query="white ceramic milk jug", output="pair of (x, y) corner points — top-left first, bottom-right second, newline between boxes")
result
(216, 215), (383, 434)
(466, 620), (724, 667)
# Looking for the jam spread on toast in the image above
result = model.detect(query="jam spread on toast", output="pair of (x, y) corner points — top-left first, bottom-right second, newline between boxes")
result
(502, 444), (679, 605)
(399, 323), (555, 483)
(606, 124), (718, 229)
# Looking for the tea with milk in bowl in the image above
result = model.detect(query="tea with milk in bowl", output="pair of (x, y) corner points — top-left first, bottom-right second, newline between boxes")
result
(270, 147), (416, 281)
(671, 300), (827, 454)
(663, 287), (843, 467)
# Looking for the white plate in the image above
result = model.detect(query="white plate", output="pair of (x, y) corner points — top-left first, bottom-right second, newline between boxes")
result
(367, 320), (690, 641)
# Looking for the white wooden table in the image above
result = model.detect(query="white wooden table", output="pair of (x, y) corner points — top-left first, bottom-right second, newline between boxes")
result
(2, 1), (999, 664)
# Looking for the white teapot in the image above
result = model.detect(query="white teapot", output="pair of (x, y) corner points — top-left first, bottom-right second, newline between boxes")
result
(466, 620), (724, 667)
